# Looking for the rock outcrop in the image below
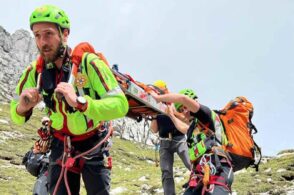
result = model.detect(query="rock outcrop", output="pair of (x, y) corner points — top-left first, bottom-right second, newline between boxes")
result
(0, 26), (38, 102)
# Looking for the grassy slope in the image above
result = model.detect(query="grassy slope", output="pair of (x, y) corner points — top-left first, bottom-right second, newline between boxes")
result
(233, 153), (294, 195)
(0, 103), (293, 194)
(0, 103), (187, 195)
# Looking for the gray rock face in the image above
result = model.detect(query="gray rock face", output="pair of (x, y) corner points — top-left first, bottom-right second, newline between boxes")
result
(113, 117), (157, 145)
(0, 26), (38, 102)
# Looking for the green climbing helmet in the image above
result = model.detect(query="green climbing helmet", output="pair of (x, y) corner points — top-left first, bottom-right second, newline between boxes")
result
(175, 89), (198, 110)
(29, 5), (70, 29)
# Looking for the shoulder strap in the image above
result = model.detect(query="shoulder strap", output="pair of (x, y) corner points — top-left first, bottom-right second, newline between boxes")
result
(187, 119), (220, 144)
(83, 53), (91, 76)
(186, 120), (196, 146)
(252, 141), (262, 171)
(249, 118), (258, 134)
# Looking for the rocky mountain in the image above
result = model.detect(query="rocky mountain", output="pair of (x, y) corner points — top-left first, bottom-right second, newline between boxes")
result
(0, 26), (38, 102)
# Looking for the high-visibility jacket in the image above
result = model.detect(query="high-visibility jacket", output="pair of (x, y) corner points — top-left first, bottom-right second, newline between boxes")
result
(11, 52), (129, 136)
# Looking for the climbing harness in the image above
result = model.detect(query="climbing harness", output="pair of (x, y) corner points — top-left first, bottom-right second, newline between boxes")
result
(52, 123), (112, 195)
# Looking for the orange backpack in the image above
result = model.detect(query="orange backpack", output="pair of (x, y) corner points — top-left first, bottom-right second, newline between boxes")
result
(35, 42), (110, 74)
(71, 42), (110, 68)
(216, 96), (261, 171)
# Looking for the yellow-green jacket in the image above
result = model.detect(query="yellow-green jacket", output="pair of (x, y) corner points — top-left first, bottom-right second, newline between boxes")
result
(10, 53), (129, 136)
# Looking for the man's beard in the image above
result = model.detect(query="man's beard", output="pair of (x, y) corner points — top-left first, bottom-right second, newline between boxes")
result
(39, 43), (63, 64)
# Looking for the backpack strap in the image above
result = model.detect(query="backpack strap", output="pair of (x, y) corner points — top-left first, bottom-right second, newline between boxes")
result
(186, 120), (196, 146)
(187, 118), (223, 149)
(83, 53), (90, 76)
(249, 118), (258, 134)
(252, 141), (262, 171)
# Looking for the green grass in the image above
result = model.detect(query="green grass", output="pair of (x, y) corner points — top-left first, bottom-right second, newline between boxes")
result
(232, 153), (294, 194)
(1, 103), (293, 195)
(0, 103), (188, 195)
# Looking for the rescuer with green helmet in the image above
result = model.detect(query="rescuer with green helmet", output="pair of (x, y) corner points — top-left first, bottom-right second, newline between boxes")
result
(11, 5), (128, 195)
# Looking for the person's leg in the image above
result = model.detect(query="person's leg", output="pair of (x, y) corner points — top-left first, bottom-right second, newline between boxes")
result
(160, 140), (176, 195)
(176, 141), (191, 171)
(48, 138), (81, 195)
(82, 158), (111, 195)
(48, 166), (81, 195)
(32, 174), (48, 195)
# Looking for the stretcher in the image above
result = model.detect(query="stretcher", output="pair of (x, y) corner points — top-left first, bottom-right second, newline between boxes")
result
(70, 42), (167, 122)
(111, 65), (167, 122)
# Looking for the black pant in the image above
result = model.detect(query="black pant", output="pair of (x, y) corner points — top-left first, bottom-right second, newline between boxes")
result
(48, 136), (110, 195)
(159, 136), (191, 195)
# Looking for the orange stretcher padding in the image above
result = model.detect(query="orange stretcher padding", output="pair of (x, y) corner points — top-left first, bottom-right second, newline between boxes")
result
(69, 42), (166, 122)
(111, 69), (166, 122)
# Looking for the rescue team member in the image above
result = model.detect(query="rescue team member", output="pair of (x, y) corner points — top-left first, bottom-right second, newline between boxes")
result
(150, 80), (191, 195)
(151, 89), (233, 195)
(11, 5), (128, 195)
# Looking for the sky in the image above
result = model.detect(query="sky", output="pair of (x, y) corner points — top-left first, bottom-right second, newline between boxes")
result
(1, 0), (294, 156)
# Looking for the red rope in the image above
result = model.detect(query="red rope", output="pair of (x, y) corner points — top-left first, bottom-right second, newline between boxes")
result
(52, 128), (112, 195)
(53, 136), (67, 195)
